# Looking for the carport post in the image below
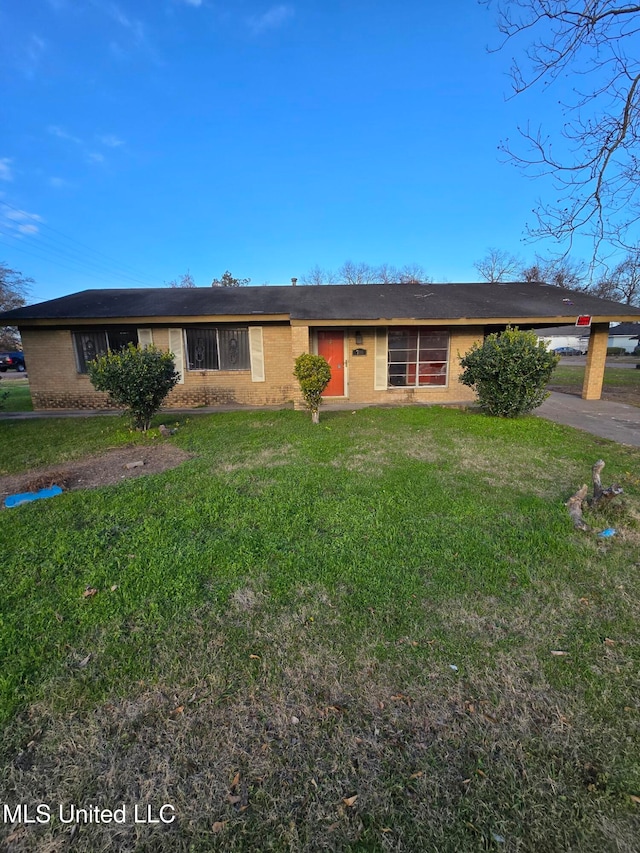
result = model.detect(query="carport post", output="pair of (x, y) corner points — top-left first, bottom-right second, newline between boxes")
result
(582, 323), (609, 400)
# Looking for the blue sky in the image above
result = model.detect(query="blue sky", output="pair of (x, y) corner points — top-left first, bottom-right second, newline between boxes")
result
(1, 0), (578, 303)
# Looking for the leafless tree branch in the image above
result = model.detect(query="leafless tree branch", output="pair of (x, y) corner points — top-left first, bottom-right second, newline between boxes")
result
(485, 1), (640, 259)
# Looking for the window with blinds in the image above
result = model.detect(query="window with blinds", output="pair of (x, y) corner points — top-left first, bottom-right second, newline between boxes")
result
(387, 327), (449, 387)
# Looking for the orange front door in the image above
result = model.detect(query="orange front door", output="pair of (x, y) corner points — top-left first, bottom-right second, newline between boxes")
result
(317, 331), (345, 396)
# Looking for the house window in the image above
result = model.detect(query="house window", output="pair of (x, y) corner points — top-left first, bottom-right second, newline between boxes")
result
(185, 327), (250, 371)
(387, 327), (449, 387)
(73, 328), (139, 373)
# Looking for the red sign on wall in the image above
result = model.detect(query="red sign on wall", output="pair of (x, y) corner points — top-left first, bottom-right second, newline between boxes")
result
(575, 315), (592, 327)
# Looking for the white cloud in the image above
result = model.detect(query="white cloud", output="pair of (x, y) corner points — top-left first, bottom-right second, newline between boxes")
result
(17, 34), (46, 78)
(48, 125), (83, 145)
(1, 208), (43, 237)
(180, 0), (203, 5)
(0, 159), (13, 181)
(49, 176), (72, 188)
(102, 2), (146, 45)
(47, 126), (123, 165)
(248, 4), (294, 34)
(4, 209), (42, 223)
(98, 134), (124, 147)
(26, 34), (46, 63)
(17, 223), (40, 235)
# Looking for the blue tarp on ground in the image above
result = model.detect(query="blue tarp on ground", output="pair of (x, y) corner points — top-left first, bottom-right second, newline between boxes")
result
(5, 485), (63, 508)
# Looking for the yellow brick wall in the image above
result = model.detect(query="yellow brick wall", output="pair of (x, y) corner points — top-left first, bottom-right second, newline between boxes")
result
(290, 325), (310, 408)
(582, 323), (608, 400)
(22, 325), (298, 410)
(318, 327), (481, 406)
(21, 328), (112, 409)
(166, 324), (297, 407)
(21, 323), (481, 410)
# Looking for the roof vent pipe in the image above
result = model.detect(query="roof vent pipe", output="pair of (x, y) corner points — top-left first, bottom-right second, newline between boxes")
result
(291, 277), (297, 287)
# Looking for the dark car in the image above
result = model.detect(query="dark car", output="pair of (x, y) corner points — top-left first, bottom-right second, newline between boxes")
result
(0, 351), (26, 372)
(553, 346), (584, 356)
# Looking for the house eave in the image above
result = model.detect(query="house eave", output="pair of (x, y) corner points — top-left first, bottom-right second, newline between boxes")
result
(13, 314), (291, 328)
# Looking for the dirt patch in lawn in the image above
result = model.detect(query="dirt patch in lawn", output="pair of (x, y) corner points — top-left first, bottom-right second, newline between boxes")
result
(0, 443), (192, 503)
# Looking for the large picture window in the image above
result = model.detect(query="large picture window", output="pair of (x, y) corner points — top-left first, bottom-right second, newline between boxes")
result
(185, 327), (250, 371)
(387, 327), (449, 387)
(73, 328), (139, 373)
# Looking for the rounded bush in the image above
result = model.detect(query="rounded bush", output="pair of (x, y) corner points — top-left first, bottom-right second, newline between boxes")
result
(87, 344), (180, 430)
(459, 326), (559, 418)
(293, 353), (331, 424)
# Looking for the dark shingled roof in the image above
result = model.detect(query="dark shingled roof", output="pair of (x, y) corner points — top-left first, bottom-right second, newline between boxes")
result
(535, 321), (640, 337)
(609, 321), (640, 336)
(2, 283), (640, 323)
(534, 324), (592, 336)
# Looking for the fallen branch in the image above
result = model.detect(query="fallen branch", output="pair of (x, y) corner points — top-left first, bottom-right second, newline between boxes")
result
(567, 484), (590, 530)
(589, 459), (623, 508)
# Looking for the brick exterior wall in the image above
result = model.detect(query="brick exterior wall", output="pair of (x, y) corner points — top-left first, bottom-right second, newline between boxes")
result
(21, 328), (113, 409)
(21, 323), (481, 411)
(316, 327), (481, 406)
(290, 325), (310, 408)
(157, 326), (297, 408)
(22, 325), (297, 410)
(582, 323), (608, 400)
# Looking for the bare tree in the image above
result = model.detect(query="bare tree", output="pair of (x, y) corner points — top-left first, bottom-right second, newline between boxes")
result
(211, 270), (251, 287)
(486, 1), (640, 259)
(300, 261), (432, 285)
(474, 248), (522, 282)
(593, 252), (640, 304)
(520, 254), (588, 289)
(300, 264), (334, 286)
(376, 263), (398, 284)
(167, 271), (196, 288)
(336, 260), (380, 284)
(0, 262), (32, 349)
(396, 263), (433, 284)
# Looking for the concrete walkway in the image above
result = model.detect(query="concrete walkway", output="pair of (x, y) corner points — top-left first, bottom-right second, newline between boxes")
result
(2, 392), (640, 447)
(535, 391), (640, 447)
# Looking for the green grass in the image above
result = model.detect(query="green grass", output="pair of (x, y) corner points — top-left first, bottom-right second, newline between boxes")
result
(0, 377), (33, 412)
(551, 365), (640, 388)
(0, 414), (168, 474)
(1, 407), (640, 852)
(549, 365), (640, 407)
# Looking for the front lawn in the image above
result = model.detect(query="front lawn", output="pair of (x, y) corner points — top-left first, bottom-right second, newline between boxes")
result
(1, 408), (639, 852)
(548, 365), (640, 406)
(0, 377), (33, 412)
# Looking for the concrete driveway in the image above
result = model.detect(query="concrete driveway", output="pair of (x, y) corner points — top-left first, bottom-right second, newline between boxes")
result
(536, 391), (640, 447)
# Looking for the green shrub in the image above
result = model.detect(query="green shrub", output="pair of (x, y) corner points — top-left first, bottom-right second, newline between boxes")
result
(606, 347), (626, 356)
(293, 353), (331, 424)
(459, 326), (559, 418)
(87, 344), (180, 431)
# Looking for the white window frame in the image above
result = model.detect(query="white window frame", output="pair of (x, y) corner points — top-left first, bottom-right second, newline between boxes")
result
(386, 326), (450, 389)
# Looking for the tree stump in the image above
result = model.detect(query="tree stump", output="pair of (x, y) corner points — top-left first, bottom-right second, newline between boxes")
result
(566, 460), (623, 530)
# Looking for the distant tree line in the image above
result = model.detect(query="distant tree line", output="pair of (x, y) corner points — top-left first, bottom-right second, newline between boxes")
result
(167, 270), (251, 288)
(473, 248), (640, 306)
(164, 251), (640, 306)
(300, 260), (432, 285)
(166, 262), (432, 289)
